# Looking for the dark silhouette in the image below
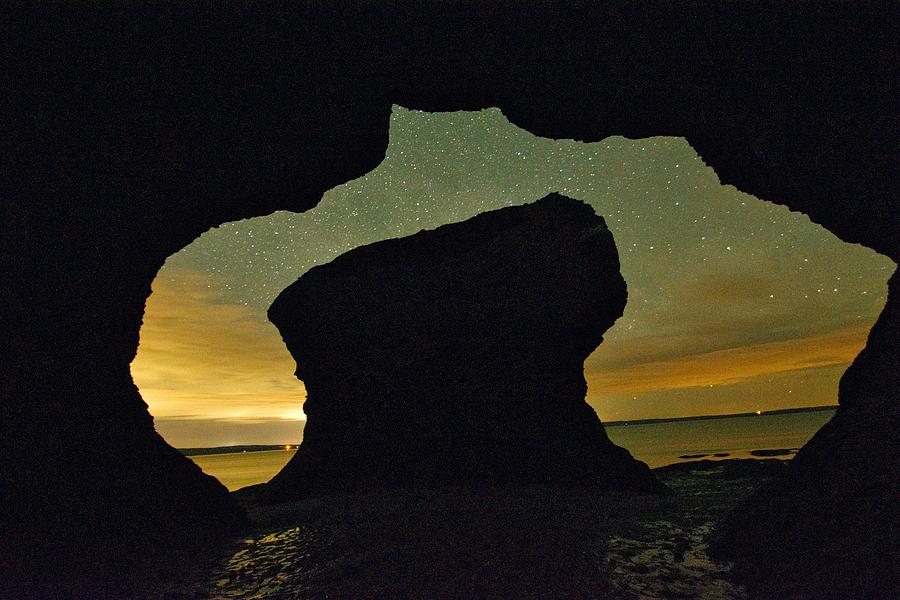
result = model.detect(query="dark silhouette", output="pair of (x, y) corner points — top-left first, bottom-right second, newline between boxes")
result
(712, 269), (900, 598)
(265, 194), (664, 499)
(3, 2), (897, 597)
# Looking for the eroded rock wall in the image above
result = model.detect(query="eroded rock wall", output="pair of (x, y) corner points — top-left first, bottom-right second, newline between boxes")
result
(3, 2), (897, 596)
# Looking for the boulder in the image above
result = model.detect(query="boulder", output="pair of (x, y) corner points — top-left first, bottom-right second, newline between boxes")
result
(265, 194), (664, 498)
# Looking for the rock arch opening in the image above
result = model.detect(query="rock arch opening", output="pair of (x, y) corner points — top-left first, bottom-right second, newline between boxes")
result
(133, 106), (892, 490)
(7, 5), (897, 597)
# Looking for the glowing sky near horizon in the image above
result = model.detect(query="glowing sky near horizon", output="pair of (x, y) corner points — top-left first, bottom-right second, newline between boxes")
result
(132, 106), (894, 448)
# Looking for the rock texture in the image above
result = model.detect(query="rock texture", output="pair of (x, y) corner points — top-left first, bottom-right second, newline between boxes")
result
(175, 459), (782, 600)
(710, 268), (900, 599)
(265, 195), (663, 497)
(3, 2), (897, 596)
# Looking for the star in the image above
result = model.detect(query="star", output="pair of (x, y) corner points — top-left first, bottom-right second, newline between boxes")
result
(133, 106), (893, 446)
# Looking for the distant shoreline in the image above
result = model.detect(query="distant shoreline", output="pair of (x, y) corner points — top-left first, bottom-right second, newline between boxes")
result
(180, 444), (298, 457)
(603, 405), (837, 427)
(179, 406), (837, 455)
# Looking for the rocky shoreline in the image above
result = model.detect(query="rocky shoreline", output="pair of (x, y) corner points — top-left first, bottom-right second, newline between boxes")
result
(157, 459), (787, 599)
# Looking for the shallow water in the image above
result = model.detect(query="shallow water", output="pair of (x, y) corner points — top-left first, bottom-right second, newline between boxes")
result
(188, 409), (836, 490)
(605, 409), (835, 468)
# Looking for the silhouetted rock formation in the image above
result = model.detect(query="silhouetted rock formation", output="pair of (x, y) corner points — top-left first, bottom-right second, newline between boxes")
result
(266, 195), (663, 498)
(711, 268), (900, 599)
(3, 2), (897, 596)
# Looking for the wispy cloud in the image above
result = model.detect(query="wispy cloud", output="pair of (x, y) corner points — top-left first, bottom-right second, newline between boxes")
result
(131, 267), (306, 428)
(134, 267), (876, 446)
(586, 324), (869, 395)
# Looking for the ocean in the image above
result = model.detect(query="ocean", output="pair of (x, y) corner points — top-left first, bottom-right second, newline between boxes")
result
(188, 408), (836, 491)
(604, 408), (835, 468)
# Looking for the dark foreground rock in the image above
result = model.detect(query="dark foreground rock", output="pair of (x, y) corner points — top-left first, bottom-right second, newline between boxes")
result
(712, 269), (900, 600)
(173, 459), (784, 599)
(265, 194), (663, 498)
(747, 448), (795, 457)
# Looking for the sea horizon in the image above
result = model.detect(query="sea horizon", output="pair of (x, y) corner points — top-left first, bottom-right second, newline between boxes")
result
(184, 406), (837, 491)
(177, 404), (837, 456)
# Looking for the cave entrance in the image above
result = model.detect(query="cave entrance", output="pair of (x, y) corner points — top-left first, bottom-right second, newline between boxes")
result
(131, 106), (892, 490)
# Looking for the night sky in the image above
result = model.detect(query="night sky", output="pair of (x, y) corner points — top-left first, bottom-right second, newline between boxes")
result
(132, 107), (893, 447)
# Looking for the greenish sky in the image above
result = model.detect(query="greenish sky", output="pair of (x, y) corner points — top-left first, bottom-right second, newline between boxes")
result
(133, 107), (893, 447)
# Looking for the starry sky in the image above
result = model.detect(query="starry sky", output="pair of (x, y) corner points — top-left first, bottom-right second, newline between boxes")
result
(132, 106), (894, 448)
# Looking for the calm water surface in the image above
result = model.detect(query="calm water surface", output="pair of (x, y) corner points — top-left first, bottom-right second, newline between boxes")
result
(190, 449), (296, 491)
(605, 409), (835, 468)
(189, 409), (836, 490)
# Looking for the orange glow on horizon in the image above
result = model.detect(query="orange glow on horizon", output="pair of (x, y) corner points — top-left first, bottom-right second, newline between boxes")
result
(586, 324), (870, 396)
(132, 268), (306, 426)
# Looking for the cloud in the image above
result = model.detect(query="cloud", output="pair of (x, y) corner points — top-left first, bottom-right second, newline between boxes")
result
(131, 267), (306, 427)
(135, 266), (875, 446)
(589, 264), (884, 372)
(586, 324), (869, 395)
(674, 272), (785, 305)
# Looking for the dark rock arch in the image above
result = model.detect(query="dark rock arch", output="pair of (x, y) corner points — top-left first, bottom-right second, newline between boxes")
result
(3, 2), (897, 597)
